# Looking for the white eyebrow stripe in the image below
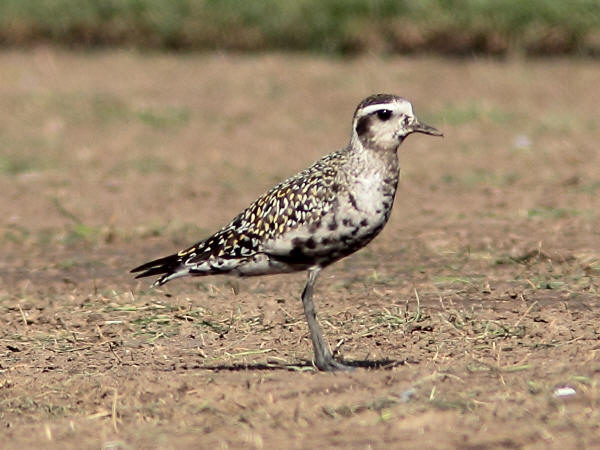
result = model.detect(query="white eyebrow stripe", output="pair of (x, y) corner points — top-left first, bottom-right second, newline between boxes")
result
(359, 102), (414, 117)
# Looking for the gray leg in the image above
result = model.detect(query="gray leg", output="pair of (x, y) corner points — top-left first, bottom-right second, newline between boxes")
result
(301, 268), (353, 371)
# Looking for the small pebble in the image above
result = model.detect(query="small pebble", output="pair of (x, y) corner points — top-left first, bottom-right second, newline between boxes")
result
(553, 386), (576, 398)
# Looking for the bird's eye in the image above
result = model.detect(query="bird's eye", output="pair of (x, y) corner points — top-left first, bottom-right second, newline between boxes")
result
(376, 109), (392, 121)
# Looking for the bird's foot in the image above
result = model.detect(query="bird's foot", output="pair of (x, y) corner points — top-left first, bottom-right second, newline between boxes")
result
(315, 355), (355, 372)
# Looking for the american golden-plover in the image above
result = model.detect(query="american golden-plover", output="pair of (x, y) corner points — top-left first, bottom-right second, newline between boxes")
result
(132, 94), (442, 371)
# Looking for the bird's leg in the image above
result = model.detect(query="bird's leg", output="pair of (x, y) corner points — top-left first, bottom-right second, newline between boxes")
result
(301, 268), (354, 371)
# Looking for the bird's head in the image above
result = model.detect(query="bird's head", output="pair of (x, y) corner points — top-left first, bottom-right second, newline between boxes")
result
(352, 94), (442, 152)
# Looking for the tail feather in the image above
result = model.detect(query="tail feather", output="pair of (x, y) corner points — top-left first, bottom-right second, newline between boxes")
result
(131, 253), (184, 284)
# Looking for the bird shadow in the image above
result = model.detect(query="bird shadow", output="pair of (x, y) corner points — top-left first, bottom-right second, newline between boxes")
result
(199, 358), (404, 372)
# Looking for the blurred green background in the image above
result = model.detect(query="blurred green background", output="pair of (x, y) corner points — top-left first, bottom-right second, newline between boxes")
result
(1, 0), (599, 56)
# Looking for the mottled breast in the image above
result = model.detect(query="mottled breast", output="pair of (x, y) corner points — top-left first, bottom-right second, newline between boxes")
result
(264, 164), (399, 268)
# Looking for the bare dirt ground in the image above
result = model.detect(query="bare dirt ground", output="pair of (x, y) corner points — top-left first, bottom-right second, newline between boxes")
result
(1, 49), (599, 449)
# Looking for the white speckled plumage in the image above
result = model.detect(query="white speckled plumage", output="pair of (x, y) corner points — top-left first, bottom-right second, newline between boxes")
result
(132, 94), (442, 371)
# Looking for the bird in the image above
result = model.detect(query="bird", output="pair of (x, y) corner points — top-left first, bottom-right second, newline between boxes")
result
(131, 93), (442, 371)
